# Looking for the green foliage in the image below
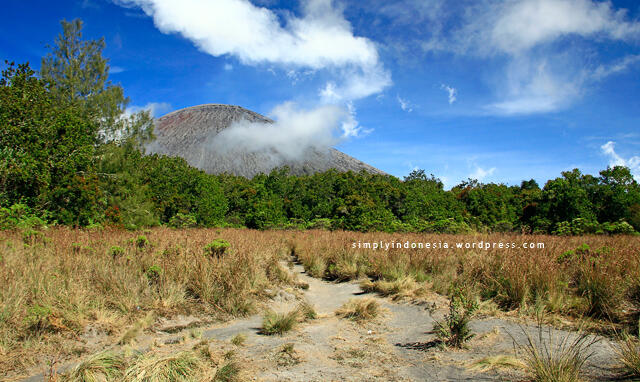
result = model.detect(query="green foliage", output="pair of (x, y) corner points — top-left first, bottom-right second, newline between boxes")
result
(40, 19), (153, 150)
(25, 304), (52, 333)
(204, 239), (230, 257)
(168, 213), (197, 228)
(433, 288), (478, 348)
(0, 61), (100, 225)
(145, 265), (163, 285)
(135, 235), (149, 248)
(109, 245), (125, 258)
(1, 20), (640, 234)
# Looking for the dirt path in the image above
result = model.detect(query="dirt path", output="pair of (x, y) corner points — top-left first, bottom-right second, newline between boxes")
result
(19, 262), (620, 382)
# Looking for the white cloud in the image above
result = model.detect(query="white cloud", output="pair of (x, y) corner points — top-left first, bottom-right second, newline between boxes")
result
(126, 102), (172, 118)
(487, 58), (580, 115)
(223, 63), (233, 71)
(413, 0), (640, 115)
(116, 0), (390, 100)
(440, 84), (457, 105)
(396, 95), (412, 112)
(601, 141), (640, 179)
(210, 102), (354, 161)
(470, 166), (496, 181)
(591, 54), (640, 81)
(488, 0), (640, 55)
(319, 64), (391, 102)
(110, 66), (125, 74)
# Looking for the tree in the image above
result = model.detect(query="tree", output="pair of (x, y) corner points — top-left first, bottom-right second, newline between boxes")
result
(41, 19), (153, 149)
(0, 62), (101, 224)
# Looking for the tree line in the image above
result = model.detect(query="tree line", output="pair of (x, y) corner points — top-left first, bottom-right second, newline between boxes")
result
(1, 20), (638, 235)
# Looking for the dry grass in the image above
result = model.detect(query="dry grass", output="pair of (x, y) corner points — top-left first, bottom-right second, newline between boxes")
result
(292, 231), (640, 328)
(2, 227), (639, 378)
(60, 351), (126, 381)
(123, 350), (206, 382)
(517, 324), (599, 382)
(615, 335), (640, 378)
(336, 298), (382, 322)
(469, 355), (526, 372)
(260, 309), (299, 335)
(0, 227), (293, 377)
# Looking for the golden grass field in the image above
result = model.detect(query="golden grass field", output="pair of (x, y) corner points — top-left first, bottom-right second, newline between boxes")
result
(1, 227), (639, 379)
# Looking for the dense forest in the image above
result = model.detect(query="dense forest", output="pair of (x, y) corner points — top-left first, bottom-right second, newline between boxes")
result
(1, 20), (639, 235)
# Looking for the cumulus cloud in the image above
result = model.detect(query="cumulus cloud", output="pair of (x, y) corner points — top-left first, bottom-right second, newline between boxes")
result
(440, 84), (457, 105)
(115, 0), (390, 100)
(396, 95), (412, 112)
(470, 166), (496, 181)
(211, 102), (357, 162)
(601, 141), (640, 179)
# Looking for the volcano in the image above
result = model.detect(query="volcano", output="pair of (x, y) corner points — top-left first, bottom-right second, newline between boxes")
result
(148, 104), (385, 178)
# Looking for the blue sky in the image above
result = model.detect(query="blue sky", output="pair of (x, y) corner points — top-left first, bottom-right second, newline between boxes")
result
(1, 0), (640, 187)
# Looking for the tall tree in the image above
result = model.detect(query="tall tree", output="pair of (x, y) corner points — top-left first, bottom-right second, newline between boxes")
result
(40, 19), (153, 149)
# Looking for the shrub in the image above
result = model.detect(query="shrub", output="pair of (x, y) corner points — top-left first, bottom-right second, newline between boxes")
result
(109, 245), (125, 259)
(25, 304), (53, 333)
(433, 288), (478, 348)
(145, 265), (163, 285)
(204, 239), (230, 257)
(135, 235), (149, 248)
(168, 213), (198, 228)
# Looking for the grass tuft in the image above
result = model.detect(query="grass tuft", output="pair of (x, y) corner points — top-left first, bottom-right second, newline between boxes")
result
(615, 334), (640, 378)
(260, 309), (298, 335)
(60, 351), (126, 382)
(336, 298), (381, 322)
(296, 301), (317, 321)
(123, 350), (204, 382)
(214, 361), (241, 382)
(518, 323), (598, 382)
(230, 333), (246, 346)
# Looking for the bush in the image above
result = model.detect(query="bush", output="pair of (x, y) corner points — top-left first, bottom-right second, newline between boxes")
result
(135, 235), (149, 248)
(145, 265), (163, 285)
(204, 239), (230, 257)
(109, 245), (125, 259)
(0, 204), (46, 230)
(602, 220), (636, 235)
(168, 213), (198, 228)
(433, 288), (478, 348)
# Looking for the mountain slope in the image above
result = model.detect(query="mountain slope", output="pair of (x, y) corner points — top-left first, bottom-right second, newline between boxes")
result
(148, 104), (385, 178)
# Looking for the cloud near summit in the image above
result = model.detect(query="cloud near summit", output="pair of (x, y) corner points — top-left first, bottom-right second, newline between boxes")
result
(115, 0), (390, 101)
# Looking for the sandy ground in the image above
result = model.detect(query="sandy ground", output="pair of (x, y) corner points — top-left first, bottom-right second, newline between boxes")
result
(17, 262), (622, 382)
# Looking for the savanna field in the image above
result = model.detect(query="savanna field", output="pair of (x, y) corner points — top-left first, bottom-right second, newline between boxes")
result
(1, 227), (640, 381)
